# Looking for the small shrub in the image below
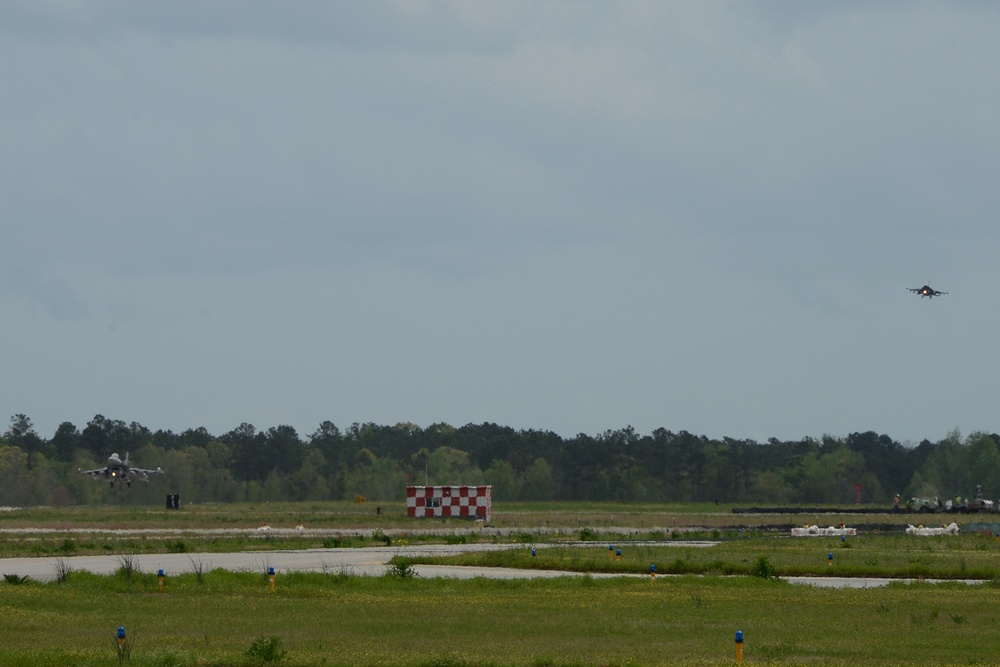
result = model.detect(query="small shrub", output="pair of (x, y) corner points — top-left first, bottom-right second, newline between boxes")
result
(386, 558), (417, 580)
(751, 555), (776, 580)
(168, 540), (187, 553)
(189, 557), (207, 584)
(952, 614), (967, 624)
(60, 538), (76, 553)
(3, 573), (30, 585)
(578, 527), (597, 541)
(322, 537), (343, 549)
(117, 555), (140, 582)
(245, 635), (287, 664)
(54, 559), (72, 584)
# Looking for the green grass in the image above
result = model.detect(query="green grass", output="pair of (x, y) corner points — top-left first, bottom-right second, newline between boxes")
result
(5, 501), (1000, 664)
(4, 569), (1000, 666)
(0, 500), (738, 558)
(408, 531), (1000, 580)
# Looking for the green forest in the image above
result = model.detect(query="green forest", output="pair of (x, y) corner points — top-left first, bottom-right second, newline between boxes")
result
(0, 414), (997, 508)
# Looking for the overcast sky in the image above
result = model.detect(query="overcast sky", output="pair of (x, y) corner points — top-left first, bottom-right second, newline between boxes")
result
(2, 2), (998, 445)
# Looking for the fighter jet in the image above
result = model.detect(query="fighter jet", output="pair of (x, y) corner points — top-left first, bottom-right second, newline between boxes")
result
(80, 452), (163, 488)
(908, 285), (947, 299)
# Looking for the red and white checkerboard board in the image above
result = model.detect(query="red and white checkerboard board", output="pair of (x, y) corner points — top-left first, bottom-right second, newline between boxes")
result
(406, 486), (492, 522)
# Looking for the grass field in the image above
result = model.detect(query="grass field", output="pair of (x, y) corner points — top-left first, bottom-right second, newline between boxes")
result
(3, 568), (1000, 666)
(405, 531), (1000, 580)
(4, 501), (1000, 666)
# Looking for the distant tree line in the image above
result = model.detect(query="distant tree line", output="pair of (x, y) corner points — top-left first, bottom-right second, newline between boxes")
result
(1, 413), (997, 508)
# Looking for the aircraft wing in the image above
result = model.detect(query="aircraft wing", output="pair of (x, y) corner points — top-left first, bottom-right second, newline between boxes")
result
(130, 467), (164, 481)
(79, 467), (110, 479)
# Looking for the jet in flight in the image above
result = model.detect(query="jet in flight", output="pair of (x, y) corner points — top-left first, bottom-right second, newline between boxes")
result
(908, 285), (948, 298)
(80, 452), (163, 488)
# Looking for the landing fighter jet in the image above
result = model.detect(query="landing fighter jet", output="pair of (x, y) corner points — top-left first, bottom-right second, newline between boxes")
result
(908, 285), (948, 298)
(80, 452), (163, 488)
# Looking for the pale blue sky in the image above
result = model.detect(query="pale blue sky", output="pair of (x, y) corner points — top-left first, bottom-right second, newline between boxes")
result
(2, 2), (998, 443)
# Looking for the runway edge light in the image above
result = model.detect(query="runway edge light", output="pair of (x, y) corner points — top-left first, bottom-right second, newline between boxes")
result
(116, 626), (127, 663)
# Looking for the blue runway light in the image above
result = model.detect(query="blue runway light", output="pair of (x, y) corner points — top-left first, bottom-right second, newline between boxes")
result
(117, 626), (125, 639)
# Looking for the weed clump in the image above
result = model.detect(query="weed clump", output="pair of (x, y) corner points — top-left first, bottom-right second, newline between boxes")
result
(751, 555), (777, 580)
(54, 559), (72, 584)
(117, 555), (140, 582)
(386, 558), (417, 579)
(245, 635), (287, 663)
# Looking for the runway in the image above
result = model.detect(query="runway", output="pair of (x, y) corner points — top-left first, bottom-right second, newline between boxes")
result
(0, 542), (979, 587)
(0, 543), (594, 582)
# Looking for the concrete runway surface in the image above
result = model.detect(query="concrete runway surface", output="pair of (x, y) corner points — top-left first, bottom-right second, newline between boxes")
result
(0, 542), (981, 587)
